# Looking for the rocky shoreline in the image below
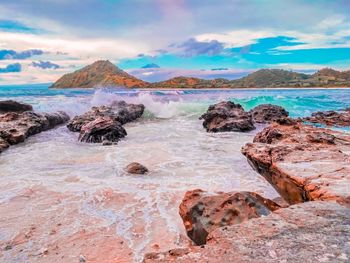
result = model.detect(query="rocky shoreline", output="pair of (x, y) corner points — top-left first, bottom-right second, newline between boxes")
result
(143, 102), (350, 262)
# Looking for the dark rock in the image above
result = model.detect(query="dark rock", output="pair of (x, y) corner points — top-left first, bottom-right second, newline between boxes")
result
(179, 189), (280, 245)
(67, 101), (144, 132)
(0, 110), (69, 154)
(303, 108), (350, 127)
(0, 100), (33, 113)
(78, 117), (127, 143)
(200, 101), (255, 132)
(125, 162), (149, 174)
(249, 104), (289, 123)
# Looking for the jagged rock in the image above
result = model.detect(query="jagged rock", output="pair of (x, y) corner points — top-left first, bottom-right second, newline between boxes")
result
(242, 122), (350, 206)
(0, 100), (33, 113)
(143, 201), (350, 263)
(303, 108), (350, 127)
(0, 110), (69, 153)
(67, 101), (144, 132)
(179, 189), (280, 245)
(249, 104), (289, 123)
(78, 117), (127, 143)
(200, 101), (255, 132)
(125, 162), (149, 174)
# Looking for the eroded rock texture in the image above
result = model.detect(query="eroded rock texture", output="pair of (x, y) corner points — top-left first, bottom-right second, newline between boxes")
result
(67, 101), (144, 144)
(242, 122), (350, 206)
(144, 201), (350, 263)
(303, 108), (350, 127)
(179, 189), (280, 245)
(200, 101), (255, 132)
(249, 104), (289, 123)
(0, 110), (70, 153)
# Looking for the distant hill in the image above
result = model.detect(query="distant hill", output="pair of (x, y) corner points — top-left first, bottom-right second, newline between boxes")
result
(50, 60), (148, 89)
(50, 60), (350, 89)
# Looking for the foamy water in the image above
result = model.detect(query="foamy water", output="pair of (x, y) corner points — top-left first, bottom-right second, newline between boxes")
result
(0, 87), (350, 262)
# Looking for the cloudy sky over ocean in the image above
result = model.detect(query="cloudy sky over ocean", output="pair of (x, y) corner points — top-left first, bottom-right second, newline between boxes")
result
(0, 0), (350, 84)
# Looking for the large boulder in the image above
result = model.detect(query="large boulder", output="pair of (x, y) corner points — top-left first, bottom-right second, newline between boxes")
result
(249, 104), (289, 123)
(242, 122), (350, 206)
(303, 108), (350, 127)
(67, 101), (144, 132)
(179, 189), (280, 245)
(0, 100), (33, 113)
(78, 117), (127, 143)
(0, 110), (70, 153)
(125, 162), (149, 174)
(200, 101), (255, 132)
(144, 201), (350, 263)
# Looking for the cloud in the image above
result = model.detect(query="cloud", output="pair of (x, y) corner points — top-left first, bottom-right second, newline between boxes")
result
(141, 63), (160, 68)
(0, 49), (44, 60)
(171, 38), (224, 57)
(0, 63), (22, 73)
(31, 60), (60, 69)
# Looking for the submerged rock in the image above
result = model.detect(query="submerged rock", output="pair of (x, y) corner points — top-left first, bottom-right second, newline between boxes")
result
(67, 101), (144, 132)
(0, 100), (33, 113)
(242, 122), (350, 206)
(125, 162), (149, 174)
(179, 189), (280, 245)
(200, 101), (255, 132)
(249, 104), (289, 123)
(303, 108), (350, 127)
(0, 110), (70, 154)
(144, 201), (350, 263)
(79, 117), (127, 143)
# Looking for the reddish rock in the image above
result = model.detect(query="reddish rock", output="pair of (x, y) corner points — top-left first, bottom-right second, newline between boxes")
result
(143, 201), (350, 263)
(78, 117), (127, 143)
(303, 108), (350, 127)
(200, 101), (255, 132)
(67, 101), (144, 132)
(125, 162), (149, 174)
(0, 100), (33, 113)
(242, 122), (350, 206)
(179, 189), (280, 245)
(0, 111), (69, 153)
(249, 104), (289, 123)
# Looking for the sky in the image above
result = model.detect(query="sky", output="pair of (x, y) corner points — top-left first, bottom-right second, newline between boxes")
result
(0, 0), (350, 84)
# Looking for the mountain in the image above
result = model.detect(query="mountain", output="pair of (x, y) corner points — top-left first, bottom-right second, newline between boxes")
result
(141, 63), (160, 69)
(50, 60), (148, 89)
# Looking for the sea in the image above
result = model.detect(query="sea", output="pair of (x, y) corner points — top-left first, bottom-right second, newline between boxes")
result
(0, 85), (349, 262)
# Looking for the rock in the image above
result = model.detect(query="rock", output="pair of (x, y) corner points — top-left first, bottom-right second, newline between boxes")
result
(0, 100), (33, 113)
(200, 101), (255, 132)
(78, 117), (127, 143)
(249, 104), (289, 123)
(303, 108), (350, 127)
(67, 101), (144, 132)
(0, 110), (69, 153)
(125, 162), (149, 174)
(143, 201), (350, 263)
(242, 122), (350, 206)
(179, 189), (280, 245)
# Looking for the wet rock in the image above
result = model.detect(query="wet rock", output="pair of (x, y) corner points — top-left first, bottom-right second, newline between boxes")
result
(125, 162), (149, 174)
(200, 101), (255, 132)
(249, 104), (289, 123)
(0, 110), (69, 153)
(242, 122), (350, 206)
(303, 108), (350, 127)
(0, 100), (33, 113)
(143, 201), (350, 263)
(67, 101), (144, 132)
(179, 189), (280, 245)
(79, 117), (127, 143)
